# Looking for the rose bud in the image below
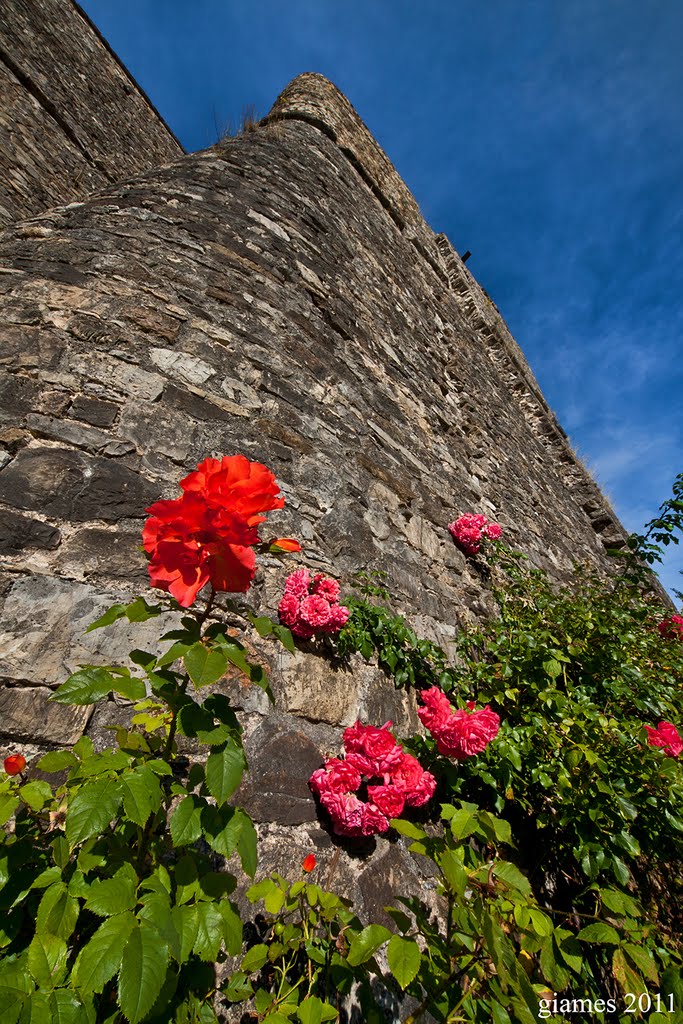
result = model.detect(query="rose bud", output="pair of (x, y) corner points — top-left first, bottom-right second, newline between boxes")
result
(4, 754), (26, 776)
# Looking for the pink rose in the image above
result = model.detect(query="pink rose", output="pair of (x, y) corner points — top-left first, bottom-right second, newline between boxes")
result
(645, 721), (682, 757)
(389, 752), (437, 807)
(434, 705), (500, 759)
(284, 567), (311, 599)
(658, 615), (683, 641)
(277, 593), (300, 628)
(299, 594), (332, 628)
(311, 574), (341, 603)
(320, 790), (366, 836)
(343, 721), (404, 775)
(417, 686), (453, 733)
(484, 522), (502, 540)
(360, 802), (390, 836)
(448, 512), (501, 555)
(325, 603), (350, 631)
(367, 784), (405, 818)
(322, 757), (362, 793)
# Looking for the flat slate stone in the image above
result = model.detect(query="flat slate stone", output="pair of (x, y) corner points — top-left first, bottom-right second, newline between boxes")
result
(239, 718), (323, 825)
(0, 686), (92, 745)
(0, 510), (61, 553)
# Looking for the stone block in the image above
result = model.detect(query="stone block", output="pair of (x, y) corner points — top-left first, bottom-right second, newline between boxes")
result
(0, 686), (92, 745)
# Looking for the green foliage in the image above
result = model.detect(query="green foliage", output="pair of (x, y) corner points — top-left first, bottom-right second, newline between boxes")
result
(0, 591), (293, 1023)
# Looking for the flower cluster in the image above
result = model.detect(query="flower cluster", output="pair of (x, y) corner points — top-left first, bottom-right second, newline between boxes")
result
(658, 614), (683, 641)
(143, 455), (287, 607)
(310, 722), (436, 837)
(448, 512), (502, 556)
(645, 721), (682, 757)
(418, 686), (500, 759)
(278, 568), (350, 639)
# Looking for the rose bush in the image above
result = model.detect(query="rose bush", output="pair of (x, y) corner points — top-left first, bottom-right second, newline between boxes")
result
(448, 512), (502, 555)
(278, 568), (350, 638)
(309, 722), (435, 837)
(417, 686), (500, 759)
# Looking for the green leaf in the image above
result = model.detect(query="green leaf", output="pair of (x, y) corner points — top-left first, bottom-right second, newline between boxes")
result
(85, 603), (128, 632)
(201, 804), (242, 858)
(192, 903), (226, 962)
(171, 904), (199, 963)
(601, 889), (641, 918)
(527, 909), (553, 937)
(84, 870), (137, 917)
(297, 995), (338, 1023)
(35, 751), (78, 773)
(118, 922), (168, 1024)
(27, 932), (68, 987)
(138, 893), (181, 962)
(19, 781), (53, 812)
(204, 740), (245, 804)
(170, 796), (204, 847)
(272, 624), (296, 654)
(65, 778), (122, 848)
(236, 811), (258, 878)
(543, 659), (562, 679)
(623, 942), (658, 983)
(72, 736), (94, 761)
(388, 819), (427, 840)
(438, 849), (468, 896)
(48, 990), (91, 1024)
(386, 935), (421, 990)
(121, 765), (163, 828)
(446, 808), (479, 840)
(73, 911), (136, 994)
(112, 675), (147, 702)
(218, 901), (242, 956)
(347, 924), (391, 966)
(183, 644), (228, 688)
(125, 597), (162, 623)
(577, 922), (621, 944)
(36, 882), (80, 940)
(50, 667), (117, 705)
(0, 794), (19, 826)
(240, 944), (269, 974)
(493, 861), (533, 896)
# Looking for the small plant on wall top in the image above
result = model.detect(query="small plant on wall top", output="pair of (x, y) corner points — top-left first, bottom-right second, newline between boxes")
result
(0, 460), (682, 1023)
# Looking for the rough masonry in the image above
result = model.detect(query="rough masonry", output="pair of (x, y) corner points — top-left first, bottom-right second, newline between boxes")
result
(0, 2), (629, 925)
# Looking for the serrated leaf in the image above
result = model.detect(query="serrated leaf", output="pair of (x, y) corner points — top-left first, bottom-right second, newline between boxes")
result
(84, 870), (137, 917)
(612, 946), (647, 997)
(35, 751), (78, 773)
(623, 942), (658, 983)
(19, 781), (53, 812)
(218, 901), (242, 956)
(73, 911), (136, 994)
(118, 922), (168, 1024)
(389, 819), (427, 840)
(183, 644), (228, 688)
(446, 808), (479, 840)
(192, 903), (225, 962)
(51, 668), (116, 705)
(65, 778), (122, 848)
(241, 944), (269, 974)
(138, 892), (181, 962)
(386, 935), (421, 990)
(0, 794), (19, 826)
(85, 604), (128, 632)
(27, 932), (68, 987)
(171, 905), (199, 964)
(121, 765), (163, 828)
(204, 740), (245, 804)
(125, 597), (162, 623)
(297, 995), (337, 1024)
(236, 811), (258, 877)
(438, 849), (468, 896)
(170, 796), (204, 847)
(578, 922), (621, 944)
(347, 924), (391, 966)
(201, 804), (241, 858)
(493, 861), (532, 896)
(48, 989), (90, 1024)
(112, 676), (147, 702)
(36, 882), (79, 940)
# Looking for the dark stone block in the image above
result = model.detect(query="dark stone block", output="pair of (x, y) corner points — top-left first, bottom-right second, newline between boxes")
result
(238, 718), (323, 825)
(0, 446), (157, 522)
(0, 510), (61, 553)
(70, 396), (120, 427)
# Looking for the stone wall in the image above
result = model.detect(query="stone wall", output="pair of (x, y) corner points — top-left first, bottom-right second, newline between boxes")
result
(0, 66), (629, 924)
(0, 0), (183, 226)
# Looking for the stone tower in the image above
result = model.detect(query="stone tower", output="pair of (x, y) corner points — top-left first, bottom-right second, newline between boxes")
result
(0, 0), (628, 917)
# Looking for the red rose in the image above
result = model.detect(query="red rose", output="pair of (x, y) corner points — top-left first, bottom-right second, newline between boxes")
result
(4, 754), (26, 776)
(180, 454), (284, 526)
(645, 721), (682, 757)
(367, 784), (405, 818)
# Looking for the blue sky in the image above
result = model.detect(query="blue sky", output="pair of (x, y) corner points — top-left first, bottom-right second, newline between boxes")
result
(81, 0), (683, 601)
